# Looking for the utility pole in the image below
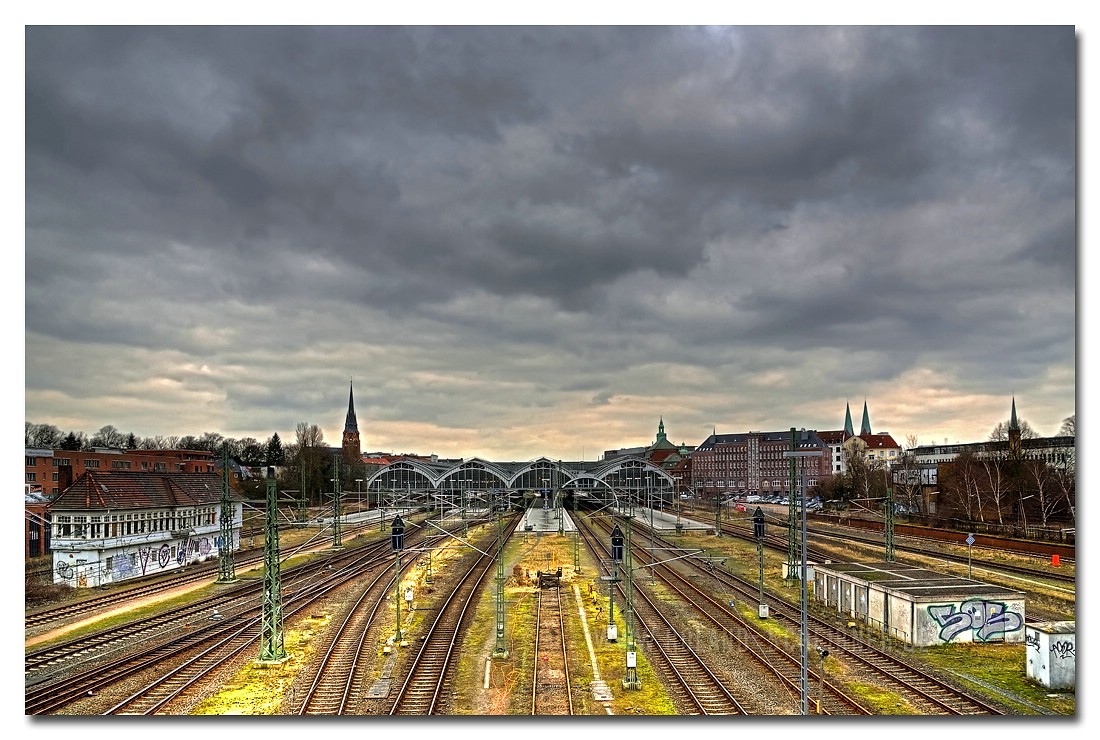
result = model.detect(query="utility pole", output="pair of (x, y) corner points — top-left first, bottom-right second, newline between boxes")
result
(391, 516), (405, 642)
(753, 506), (767, 618)
(622, 513), (640, 689)
(609, 523), (623, 642)
(258, 467), (287, 663)
(331, 453), (342, 548)
(216, 441), (236, 584)
(784, 445), (823, 716)
(492, 494), (508, 659)
(787, 428), (798, 584)
(297, 464), (306, 526)
(884, 478), (895, 562)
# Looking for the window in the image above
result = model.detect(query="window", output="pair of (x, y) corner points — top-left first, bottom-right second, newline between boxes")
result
(27, 472), (36, 482)
(26, 456), (36, 466)
(84, 459), (100, 468)
(52, 472), (59, 482)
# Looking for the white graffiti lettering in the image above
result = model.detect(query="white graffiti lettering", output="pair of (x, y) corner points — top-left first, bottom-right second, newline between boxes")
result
(927, 599), (1023, 642)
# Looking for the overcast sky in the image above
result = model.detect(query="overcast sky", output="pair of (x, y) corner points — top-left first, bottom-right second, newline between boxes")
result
(23, 25), (1078, 460)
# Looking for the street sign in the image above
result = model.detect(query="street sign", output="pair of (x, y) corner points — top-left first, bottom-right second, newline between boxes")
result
(965, 533), (975, 546)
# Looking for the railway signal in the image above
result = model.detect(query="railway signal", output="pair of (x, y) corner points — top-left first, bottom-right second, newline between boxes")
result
(753, 507), (768, 619)
(392, 516), (406, 643)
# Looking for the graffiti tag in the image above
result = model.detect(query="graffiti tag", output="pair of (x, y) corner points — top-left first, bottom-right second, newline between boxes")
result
(158, 544), (171, 569)
(1050, 641), (1075, 660)
(927, 599), (1023, 642)
(1025, 632), (1041, 651)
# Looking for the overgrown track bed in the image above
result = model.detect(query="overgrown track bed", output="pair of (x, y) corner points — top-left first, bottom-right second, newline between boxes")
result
(637, 521), (1008, 715)
(577, 519), (748, 715)
(387, 517), (521, 716)
(293, 562), (405, 714)
(531, 585), (574, 715)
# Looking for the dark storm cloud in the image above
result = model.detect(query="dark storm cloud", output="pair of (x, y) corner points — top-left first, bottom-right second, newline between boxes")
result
(24, 26), (1076, 452)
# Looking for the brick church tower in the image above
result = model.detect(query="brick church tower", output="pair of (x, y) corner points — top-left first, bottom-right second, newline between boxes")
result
(342, 381), (361, 464)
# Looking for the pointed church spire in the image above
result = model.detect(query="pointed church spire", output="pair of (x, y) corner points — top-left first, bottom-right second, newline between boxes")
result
(860, 400), (871, 436)
(656, 416), (667, 443)
(344, 380), (359, 434)
(1009, 396), (1019, 432)
(843, 402), (854, 437)
(342, 380), (362, 464)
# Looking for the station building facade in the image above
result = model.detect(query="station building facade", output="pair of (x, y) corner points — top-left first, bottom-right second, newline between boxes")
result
(48, 470), (242, 587)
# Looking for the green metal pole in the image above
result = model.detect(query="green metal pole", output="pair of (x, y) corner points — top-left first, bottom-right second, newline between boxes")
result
(493, 499), (508, 659)
(394, 550), (403, 641)
(258, 468), (287, 662)
(715, 493), (721, 537)
(758, 538), (765, 616)
(885, 483), (895, 562)
(622, 514), (640, 689)
(573, 528), (580, 573)
(331, 454), (342, 548)
(217, 442), (237, 583)
(298, 464), (306, 526)
(787, 428), (798, 584)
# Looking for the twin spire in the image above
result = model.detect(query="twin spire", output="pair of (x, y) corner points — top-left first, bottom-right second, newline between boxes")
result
(843, 400), (872, 437)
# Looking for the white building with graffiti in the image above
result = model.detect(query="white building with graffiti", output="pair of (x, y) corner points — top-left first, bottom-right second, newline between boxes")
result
(48, 470), (243, 588)
(813, 561), (1025, 647)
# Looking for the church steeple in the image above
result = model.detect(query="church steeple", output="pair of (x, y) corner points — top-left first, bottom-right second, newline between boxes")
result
(656, 416), (667, 444)
(1008, 396), (1022, 457)
(860, 400), (872, 436)
(341, 380), (361, 464)
(843, 402), (854, 437)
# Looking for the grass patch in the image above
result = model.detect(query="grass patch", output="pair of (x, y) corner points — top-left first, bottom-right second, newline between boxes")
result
(191, 612), (331, 714)
(917, 643), (1075, 715)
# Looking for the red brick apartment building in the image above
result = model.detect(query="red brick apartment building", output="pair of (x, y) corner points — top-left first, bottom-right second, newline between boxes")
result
(25, 447), (217, 497)
(24, 447), (219, 562)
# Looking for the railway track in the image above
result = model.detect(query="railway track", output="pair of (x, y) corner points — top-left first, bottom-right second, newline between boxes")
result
(628, 518), (1009, 715)
(530, 584), (574, 715)
(25, 518), (452, 715)
(294, 566), (395, 715)
(388, 516), (521, 715)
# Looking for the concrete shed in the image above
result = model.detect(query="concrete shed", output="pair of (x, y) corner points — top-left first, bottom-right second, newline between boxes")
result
(1026, 621), (1076, 689)
(814, 561), (1025, 647)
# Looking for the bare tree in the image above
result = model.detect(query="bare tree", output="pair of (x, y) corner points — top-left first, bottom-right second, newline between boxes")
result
(1024, 459), (1060, 528)
(941, 451), (986, 523)
(980, 455), (1009, 525)
(25, 422), (63, 448)
(893, 435), (925, 515)
(1058, 414), (1075, 437)
(989, 418), (1039, 441)
(90, 425), (127, 448)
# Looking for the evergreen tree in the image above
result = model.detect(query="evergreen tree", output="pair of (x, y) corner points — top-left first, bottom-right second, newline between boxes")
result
(60, 431), (83, 451)
(265, 432), (285, 466)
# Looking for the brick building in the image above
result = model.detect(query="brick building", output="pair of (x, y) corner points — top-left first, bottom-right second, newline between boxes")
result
(691, 428), (831, 499)
(25, 447), (217, 497)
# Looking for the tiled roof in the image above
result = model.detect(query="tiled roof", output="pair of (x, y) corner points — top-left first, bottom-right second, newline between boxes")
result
(861, 433), (900, 449)
(817, 430), (847, 444)
(51, 471), (236, 512)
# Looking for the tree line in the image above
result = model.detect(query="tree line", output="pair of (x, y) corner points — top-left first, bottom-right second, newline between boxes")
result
(816, 414), (1075, 532)
(25, 420), (372, 508)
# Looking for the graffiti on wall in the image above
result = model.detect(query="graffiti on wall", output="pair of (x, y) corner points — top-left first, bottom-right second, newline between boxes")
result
(927, 599), (1023, 642)
(1050, 640), (1075, 661)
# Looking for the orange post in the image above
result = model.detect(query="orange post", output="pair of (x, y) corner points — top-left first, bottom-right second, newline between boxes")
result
(1052, 554), (1060, 567)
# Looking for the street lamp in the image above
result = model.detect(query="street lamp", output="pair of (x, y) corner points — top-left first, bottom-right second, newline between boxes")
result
(783, 447), (824, 716)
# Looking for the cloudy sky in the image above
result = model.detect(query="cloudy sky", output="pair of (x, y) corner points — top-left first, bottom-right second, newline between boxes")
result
(23, 25), (1078, 461)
